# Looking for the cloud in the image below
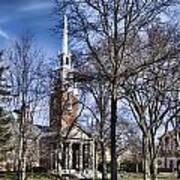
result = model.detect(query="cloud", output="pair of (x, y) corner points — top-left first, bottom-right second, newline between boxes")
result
(0, 29), (9, 39)
(20, 2), (52, 12)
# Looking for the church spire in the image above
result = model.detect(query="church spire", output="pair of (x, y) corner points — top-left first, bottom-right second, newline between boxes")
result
(62, 15), (68, 55)
(59, 15), (72, 81)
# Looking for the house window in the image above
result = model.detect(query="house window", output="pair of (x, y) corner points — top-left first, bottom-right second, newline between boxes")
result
(169, 160), (174, 171)
(157, 160), (162, 167)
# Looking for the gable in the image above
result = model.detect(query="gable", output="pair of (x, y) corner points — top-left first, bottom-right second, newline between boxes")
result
(66, 126), (91, 140)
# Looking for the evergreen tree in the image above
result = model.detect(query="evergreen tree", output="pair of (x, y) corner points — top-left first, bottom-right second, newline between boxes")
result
(0, 108), (12, 160)
(0, 50), (9, 99)
(0, 50), (12, 160)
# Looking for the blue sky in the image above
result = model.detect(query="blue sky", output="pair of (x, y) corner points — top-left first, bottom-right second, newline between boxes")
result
(0, 0), (60, 125)
(0, 0), (59, 57)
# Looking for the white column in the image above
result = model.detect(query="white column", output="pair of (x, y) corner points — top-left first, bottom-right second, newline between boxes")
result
(80, 142), (83, 171)
(58, 144), (62, 176)
(69, 142), (73, 169)
(66, 143), (69, 169)
(92, 139), (96, 180)
(65, 142), (70, 170)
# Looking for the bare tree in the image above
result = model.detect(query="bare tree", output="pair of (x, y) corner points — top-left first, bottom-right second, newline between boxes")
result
(79, 78), (110, 179)
(76, 65), (141, 178)
(53, 1), (179, 179)
(7, 33), (48, 180)
(123, 23), (180, 180)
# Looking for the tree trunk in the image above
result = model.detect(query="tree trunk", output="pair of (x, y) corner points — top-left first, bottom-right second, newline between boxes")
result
(144, 155), (151, 180)
(17, 137), (26, 180)
(143, 136), (151, 180)
(143, 133), (158, 180)
(99, 96), (106, 180)
(110, 89), (117, 180)
(18, 104), (26, 180)
(100, 141), (106, 180)
(17, 138), (23, 179)
(150, 159), (157, 180)
(22, 155), (27, 180)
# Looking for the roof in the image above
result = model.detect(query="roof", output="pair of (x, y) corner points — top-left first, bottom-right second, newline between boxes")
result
(37, 123), (93, 141)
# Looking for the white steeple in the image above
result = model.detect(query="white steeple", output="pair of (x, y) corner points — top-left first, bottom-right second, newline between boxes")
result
(60, 15), (71, 68)
(58, 15), (73, 84)
(62, 15), (68, 55)
(58, 15), (78, 97)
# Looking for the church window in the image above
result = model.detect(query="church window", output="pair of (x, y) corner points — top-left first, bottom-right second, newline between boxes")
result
(61, 58), (63, 66)
(165, 137), (169, 145)
(66, 92), (72, 111)
(66, 57), (69, 65)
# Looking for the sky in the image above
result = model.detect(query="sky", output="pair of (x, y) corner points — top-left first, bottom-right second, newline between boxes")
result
(0, 0), (59, 57)
(0, 0), (61, 125)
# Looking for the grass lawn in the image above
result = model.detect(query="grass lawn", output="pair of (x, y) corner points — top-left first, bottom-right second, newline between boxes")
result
(121, 173), (177, 180)
(27, 173), (57, 180)
(2, 172), (178, 180)
(2, 172), (57, 180)
(21, 173), (180, 180)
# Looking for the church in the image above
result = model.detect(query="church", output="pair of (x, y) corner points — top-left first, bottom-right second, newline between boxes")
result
(38, 16), (96, 179)
(0, 15), (97, 179)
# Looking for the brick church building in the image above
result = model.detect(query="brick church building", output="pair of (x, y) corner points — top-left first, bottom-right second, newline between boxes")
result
(0, 16), (96, 179)
(38, 16), (96, 179)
